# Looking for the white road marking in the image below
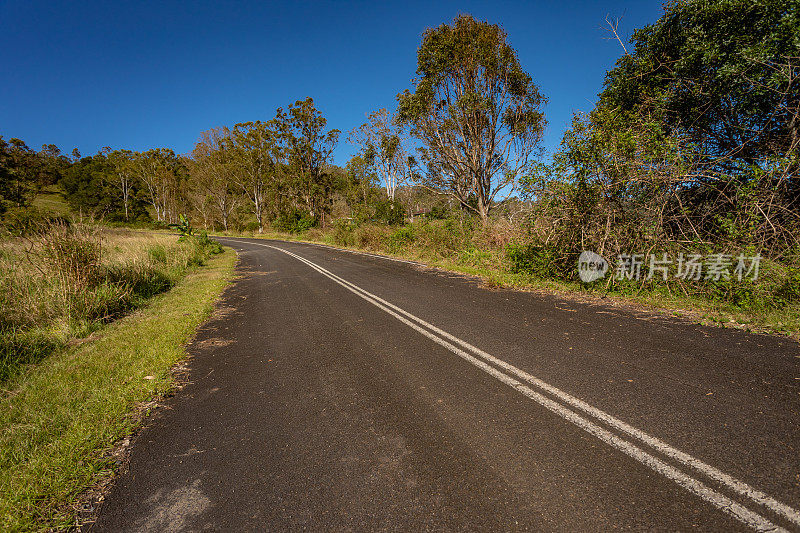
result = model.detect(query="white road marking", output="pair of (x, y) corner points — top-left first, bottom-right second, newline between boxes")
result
(290, 250), (800, 528)
(295, 240), (425, 266)
(228, 238), (799, 531)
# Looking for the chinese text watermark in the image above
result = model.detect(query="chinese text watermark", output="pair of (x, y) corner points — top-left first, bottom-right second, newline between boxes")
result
(578, 252), (761, 282)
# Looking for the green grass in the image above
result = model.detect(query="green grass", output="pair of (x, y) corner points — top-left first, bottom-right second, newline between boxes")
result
(30, 186), (71, 217)
(0, 247), (235, 531)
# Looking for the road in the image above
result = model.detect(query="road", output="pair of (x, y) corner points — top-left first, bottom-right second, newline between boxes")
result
(93, 237), (800, 532)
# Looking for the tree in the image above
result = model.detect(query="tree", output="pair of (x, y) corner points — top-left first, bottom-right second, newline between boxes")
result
(189, 127), (241, 231)
(61, 151), (150, 221)
(229, 121), (279, 232)
(549, 0), (800, 256)
(0, 138), (42, 210)
(600, 0), (800, 167)
(61, 153), (116, 219)
(104, 149), (137, 221)
(344, 154), (379, 208)
(134, 148), (186, 223)
(349, 108), (413, 205)
(276, 98), (339, 225)
(37, 144), (70, 187)
(398, 14), (547, 222)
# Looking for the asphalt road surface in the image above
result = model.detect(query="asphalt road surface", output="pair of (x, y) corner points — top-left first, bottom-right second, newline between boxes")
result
(93, 237), (800, 532)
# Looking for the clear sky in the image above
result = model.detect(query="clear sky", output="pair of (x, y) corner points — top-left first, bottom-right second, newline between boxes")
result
(0, 0), (663, 165)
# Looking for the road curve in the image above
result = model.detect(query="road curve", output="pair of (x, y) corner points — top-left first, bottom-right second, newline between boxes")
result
(92, 237), (800, 532)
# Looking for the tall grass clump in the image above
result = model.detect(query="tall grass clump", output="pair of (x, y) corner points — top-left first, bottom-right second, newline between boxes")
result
(0, 222), (222, 382)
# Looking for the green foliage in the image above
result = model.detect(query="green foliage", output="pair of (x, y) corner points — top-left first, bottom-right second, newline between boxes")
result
(0, 137), (70, 214)
(427, 204), (450, 220)
(506, 242), (566, 280)
(60, 152), (150, 222)
(411, 216), (474, 256)
(331, 219), (357, 247)
(273, 209), (317, 233)
(540, 2), (800, 266)
(275, 98), (341, 222)
(193, 231), (224, 255)
(171, 213), (193, 240)
(374, 199), (405, 225)
(383, 225), (415, 253)
(600, 0), (799, 164)
(398, 14), (547, 220)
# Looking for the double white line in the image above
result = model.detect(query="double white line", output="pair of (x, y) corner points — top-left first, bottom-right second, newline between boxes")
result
(247, 241), (799, 532)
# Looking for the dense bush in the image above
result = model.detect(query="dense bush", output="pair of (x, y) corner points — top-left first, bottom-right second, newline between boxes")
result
(273, 210), (317, 234)
(383, 225), (415, 253)
(373, 199), (405, 225)
(506, 242), (567, 280)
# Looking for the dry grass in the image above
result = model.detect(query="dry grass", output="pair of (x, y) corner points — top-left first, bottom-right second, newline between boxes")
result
(0, 224), (221, 383)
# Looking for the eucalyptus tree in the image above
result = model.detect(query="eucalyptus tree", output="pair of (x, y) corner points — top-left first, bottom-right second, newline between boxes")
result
(349, 108), (413, 205)
(104, 149), (136, 221)
(134, 148), (185, 223)
(275, 97), (339, 224)
(189, 127), (241, 231)
(229, 120), (280, 232)
(398, 14), (547, 222)
(344, 154), (379, 207)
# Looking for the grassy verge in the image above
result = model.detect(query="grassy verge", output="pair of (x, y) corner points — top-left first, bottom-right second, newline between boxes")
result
(218, 223), (800, 339)
(0, 245), (235, 530)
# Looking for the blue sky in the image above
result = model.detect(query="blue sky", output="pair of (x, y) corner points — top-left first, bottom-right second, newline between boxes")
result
(0, 0), (663, 165)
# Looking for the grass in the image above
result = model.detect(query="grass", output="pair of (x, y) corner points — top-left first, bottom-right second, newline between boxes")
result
(30, 186), (71, 217)
(0, 243), (235, 531)
(0, 225), (222, 381)
(219, 221), (800, 339)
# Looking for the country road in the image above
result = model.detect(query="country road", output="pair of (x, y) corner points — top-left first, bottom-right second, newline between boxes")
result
(93, 237), (800, 532)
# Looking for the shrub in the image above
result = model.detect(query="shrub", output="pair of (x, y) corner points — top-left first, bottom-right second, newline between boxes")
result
(374, 199), (405, 225)
(413, 217), (472, 257)
(354, 224), (386, 249)
(506, 242), (568, 280)
(274, 210), (317, 233)
(193, 231), (224, 255)
(331, 219), (356, 247)
(384, 225), (415, 253)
